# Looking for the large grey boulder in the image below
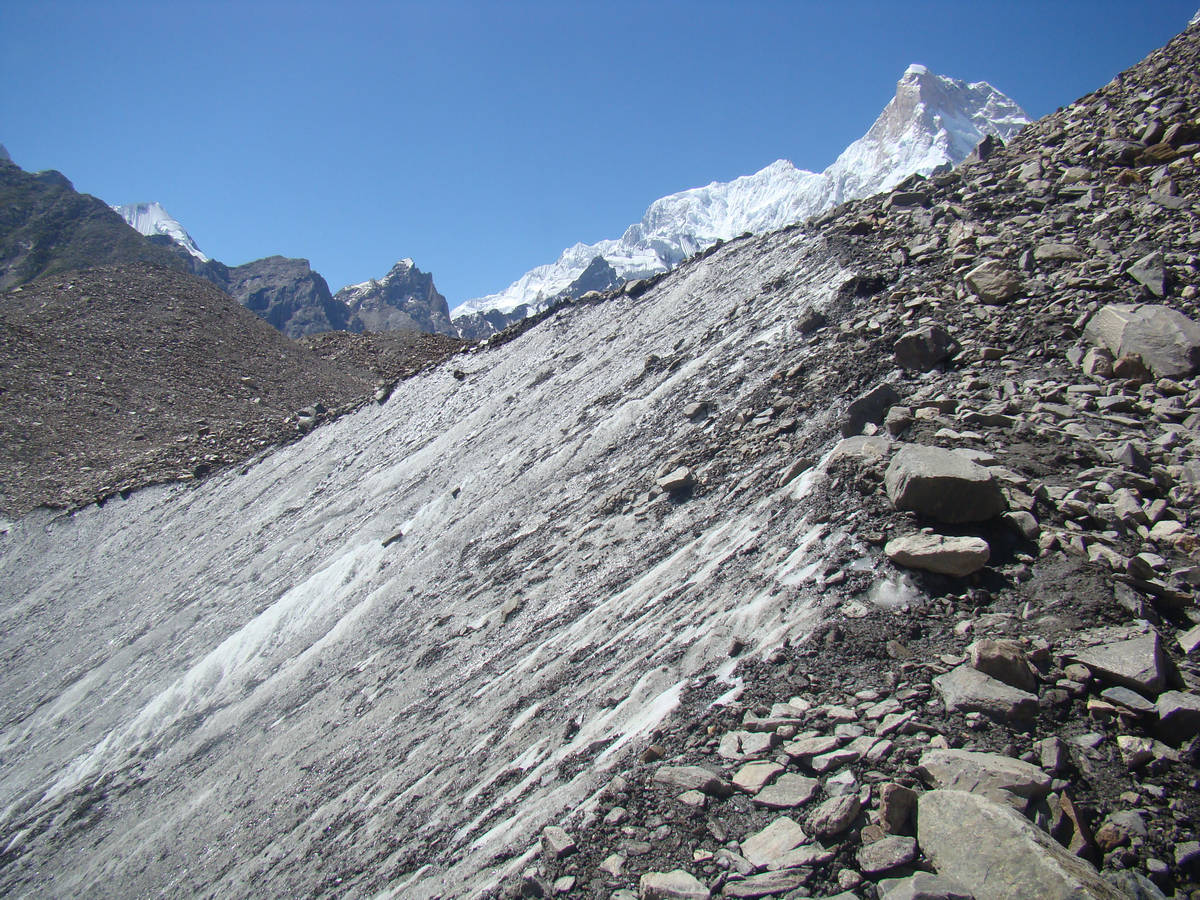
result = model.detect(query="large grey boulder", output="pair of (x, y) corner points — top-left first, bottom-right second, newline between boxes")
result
(885, 446), (1007, 523)
(917, 749), (1051, 803)
(933, 666), (1037, 722)
(1083, 303), (1200, 379)
(918, 790), (1127, 899)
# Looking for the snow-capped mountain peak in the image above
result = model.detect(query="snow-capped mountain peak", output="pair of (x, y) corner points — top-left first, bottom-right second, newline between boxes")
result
(451, 65), (1029, 324)
(114, 201), (209, 262)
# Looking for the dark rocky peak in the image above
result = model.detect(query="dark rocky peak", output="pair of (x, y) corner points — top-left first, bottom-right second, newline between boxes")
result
(560, 255), (623, 300)
(334, 258), (455, 335)
(223, 255), (351, 338)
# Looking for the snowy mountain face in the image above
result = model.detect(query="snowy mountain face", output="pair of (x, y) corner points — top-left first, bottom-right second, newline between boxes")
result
(451, 65), (1028, 323)
(114, 201), (209, 262)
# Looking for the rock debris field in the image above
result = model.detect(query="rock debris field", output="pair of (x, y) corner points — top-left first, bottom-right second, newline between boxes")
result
(2, 16), (1200, 900)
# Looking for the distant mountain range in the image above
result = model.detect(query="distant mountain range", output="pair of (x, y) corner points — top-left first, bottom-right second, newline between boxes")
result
(450, 64), (1029, 334)
(5, 63), (1027, 342)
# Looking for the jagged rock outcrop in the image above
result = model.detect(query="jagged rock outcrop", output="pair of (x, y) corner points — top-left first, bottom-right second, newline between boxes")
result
(334, 258), (455, 335)
(223, 255), (351, 337)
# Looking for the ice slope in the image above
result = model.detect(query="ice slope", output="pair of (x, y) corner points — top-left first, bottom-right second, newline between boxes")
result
(0, 227), (872, 898)
(113, 201), (209, 261)
(452, 66), (1027, 320)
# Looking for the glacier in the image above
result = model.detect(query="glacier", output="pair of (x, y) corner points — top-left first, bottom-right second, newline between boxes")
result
(0, 224), (873, 898)
(451, 65), (1028, 321)
(113, 201), (209, 262)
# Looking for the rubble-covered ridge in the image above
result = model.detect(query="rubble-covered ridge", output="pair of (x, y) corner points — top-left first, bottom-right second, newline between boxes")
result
(530, 18), (1200, 900)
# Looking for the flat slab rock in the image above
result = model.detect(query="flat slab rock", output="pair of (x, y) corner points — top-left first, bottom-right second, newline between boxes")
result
(885, 532), (990, 576)
(877, 872), (975, 900)
(918, 789), (1127, 899)
(721, 869), (809, 898)
(1067, 632), (1168, 695)
(933, 665), (1038, 722)
(652, 765), (731, 797)
(918, 748), (1052, 803)
(884, 445), (1007, 524)
(740, 816), (808, 867)
(639, 869), (710, 900)
(856, 834), (918, 874)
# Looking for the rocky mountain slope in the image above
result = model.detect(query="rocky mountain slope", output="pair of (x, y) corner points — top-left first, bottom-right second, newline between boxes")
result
(450, 66), (1028, 332)
(0, 158), (184, 290)
(1, 18), (1199, 900)
(0, 264), (462, 516)
(115, 205), (454, 338)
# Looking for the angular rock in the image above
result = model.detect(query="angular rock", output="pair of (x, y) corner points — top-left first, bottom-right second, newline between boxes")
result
(1034, 242), (1084, 262)
(721, 870), (809, 898)
(741, 816), (808, 867)
(653, 765), (732, 797)
(639, 870), (710, 900)
(885, 446), (1007, 523)
(965, 260), (1022, 304)
(732, 761), (784, 795)
(718, 730), (777, 760)
(1068, 633), (1168, 695)
(933, 666), (1037, 722)
(1127, 251), (1167, 297)
(1084, 303), (1200, 379)
(917, 749), (1051, 803)
(967, 639), (1037, 692)
(880, 782), (919, 834)
(843, 383), (900, 437)
(918, 790), (1126, 899)
(657, 467), (694, 493)
(857, 835), (918, 874)
(542, 825), (576, 859)
(886, 533), (990, 576)
(807, 794), (861, 838)
(753, 773), (820, 809)
(1155, 690), (1200, 744)
(894, 326), (956, 371)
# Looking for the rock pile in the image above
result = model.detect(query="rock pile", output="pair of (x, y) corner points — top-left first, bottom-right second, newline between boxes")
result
(509, 15), (1200, 900)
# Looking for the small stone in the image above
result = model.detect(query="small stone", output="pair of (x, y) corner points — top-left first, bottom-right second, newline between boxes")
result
(885, 533), (990, 576)
(600, 854), (625, 876)
(856, 835), (918, 874)
(879, 783), (918, 834)
(965, 259), (1022, 304)
(782, 735), (841, 759)
(1035, 737), (1069, 774)
(542, 826), (576, 859)
(653, 765), (732, 797)
(1099, 686), (1155, 714)
(967, 639), (1038, 692)
(807, 793), (861, 838)
(656, 467), (694, 493)
(1155, 690), (1200, 744)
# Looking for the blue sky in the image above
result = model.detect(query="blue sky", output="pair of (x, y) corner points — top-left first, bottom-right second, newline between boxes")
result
(2, 1), (1196, 306)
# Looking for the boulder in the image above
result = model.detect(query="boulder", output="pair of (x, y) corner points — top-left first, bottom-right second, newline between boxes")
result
(885, 446), (1007, 523)
(965, 260), (1022, 304)
(918, 790), (1127, 899)
(857, 835), (918, 874)
(877, 872), (975, 900)
(843, 383), (900, 437)
(933, 666), (1037, 722)
(657, 467), (694, 493)
(1127, 251), (1167, 297)
(885, 533), (990, 576)
(1083, 303), (1200, 379)
(894, 325), (957, 371)
(807, 793), (861, 837)
(917, 749), (1051, 803)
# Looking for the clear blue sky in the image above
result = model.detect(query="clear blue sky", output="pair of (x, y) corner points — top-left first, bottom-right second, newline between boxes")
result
(2, 1), (1196, 306)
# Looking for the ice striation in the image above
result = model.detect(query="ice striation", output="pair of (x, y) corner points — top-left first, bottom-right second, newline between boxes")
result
(0, 226), (857, 898)
(451, 65), (1027, 322)
(114, 201), (209, 262)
